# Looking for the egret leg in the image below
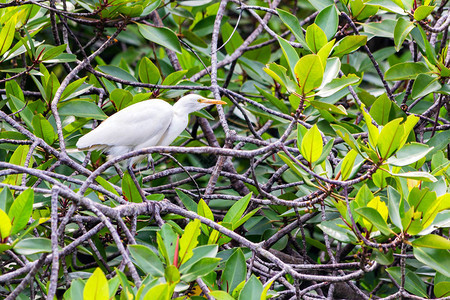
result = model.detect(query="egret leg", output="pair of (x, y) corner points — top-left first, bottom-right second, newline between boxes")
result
(147, 154), (155, 173)
(127, 162), (146, 202)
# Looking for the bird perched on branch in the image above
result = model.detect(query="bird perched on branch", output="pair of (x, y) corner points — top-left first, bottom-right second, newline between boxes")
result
(76, 94), (226, 166)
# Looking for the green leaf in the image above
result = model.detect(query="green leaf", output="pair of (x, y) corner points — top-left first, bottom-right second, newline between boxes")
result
(32, 114), (56, 145)
(301, 124), (323, 164)
(386, 267), (428, 298)
(387, 186), (403, 230)
(412, 234), (450, 249)
(95, 177), (120, 197)
(385, 62), (429, 81)
(179, 244), (218, 273)
(143, 283), (171, 300)
(61, 77), (88, 101)
(221, 22), (244, 55)
(8, 189), (34, 236)
(394, 18), (414, 52)
(238, 275), (263, 300)
(122, 172), (143, 203)
(332, 35), (367, 57)
(315, 4), (339, 40)
(356, 207), (394, 236)
(180, 257), (221, 282)
(164, 265), (180, 285)
(411, 74), (441, 99)
(161, 70), (188, 86)
(413, 247), (450, 277)
(391, 171), (437, 183)
(386, 143), (433, 166)
(276, 9), (309, 50)
(294, 54), (324, 94)
(209, 291), (235, 300)
(315, 74), (360, 97)
(40, 44), (67, 61)
(277, 36), (299, 78)
(222, 248), (246, 293)
(414, 5), (435, 21)
(138, 23), (182, 54)
(305, 23), (328, 53)
(0, 209), (12, 240)
(369, 94), (391, 125)
(9, 95), (34, 129)
(175, 189), (197, 212)
(377, 118), (404, 159)
(83, 268), (109, 300)
(0, 16), (17, 56)
(13, 237), (53, 255)
(341, 149), (358, 180)
(197, 198), (213, 234)
(223, 193), (252, 229)
(4, 145), (29, 186)
(255, 85), (289, 114)
(179, 219), (201, 265)
(331, 125), (361, 155)
(264, 63), (297, 93)
(97, 65), (137, 83)
(138, 57), (160, 84)
(58, 100), (108, 120)
(128, 244), (165, 277)
(318, 219), (357, 243)
(110, 89), (133, 111)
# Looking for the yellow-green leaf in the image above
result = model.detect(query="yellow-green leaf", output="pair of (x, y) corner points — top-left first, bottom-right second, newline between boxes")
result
(301, 124), (323, 164)
(83, 268), (109, 300)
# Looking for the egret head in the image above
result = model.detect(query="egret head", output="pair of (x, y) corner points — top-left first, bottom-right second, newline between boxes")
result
(175, 94), (227, 114)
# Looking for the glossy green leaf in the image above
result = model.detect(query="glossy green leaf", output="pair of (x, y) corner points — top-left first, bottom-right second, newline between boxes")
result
(110, 89), (133, 110)
(255, 85), (289, 114)
(305, 24), (328, 53)
(165, 265), (180, 284)
(413, 247), (450, 277)
(223, 193), (252, 229)
(386, 267), (428, 298)
(294, 54), (324, 94)
(394, 18), (414, 52)
(138, 23), (182, 54)
(377, 118), (404, 159)
(315, 74), (360, 97)
(341, 149), (358, 180)
(332, 35), (367, 57)
(175, 189), (197, 212)
(83, 268), (109, 300)
(222, 248), (246, 293)
(315, 4), (339, 40)
(180, 257), (221, 282)
(179, 244), (218, 273)
(387, 143), (433, 166)
(97, 65), (137, 83)
(40, 44), (67, 61)
(277, 36), (299, 78)
(4, 145), (29, 186)
(264, 62), (297, 93)
(209, 290), (235, 300)
(0, 16), (17, 56)
(392, 171), (437, 182)
(122, 172), (143, 203)
(8, 188), (34, 236)
(412, 234), (450, 249)
(414, 5), (435, 21)
(356, 207), (393, 236)
(58, 100), (107, 120)
(179, 218), (201, 265)
(221, 22), (244, 55)
(138, 57), (160, 84)
(143, 283), (171, 300)
(32, 114), (56, 145)
(0, 209), (11, 240)
(13, 237), (53, 255)
(411, 74), (441, 99)
(128, 244), (165, 277)
(276, 9), (309, 50)
(61, 76), (88, 101)
(387, 186), (403, 230)
(385, 62), (429, 81)
(301, 124), (323, 164)
(238, 275), (263, 300)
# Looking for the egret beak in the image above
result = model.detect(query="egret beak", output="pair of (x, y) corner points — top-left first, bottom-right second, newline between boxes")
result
(199, 98), (227, 105)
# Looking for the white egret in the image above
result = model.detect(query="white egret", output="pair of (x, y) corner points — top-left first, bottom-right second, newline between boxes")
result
(76, 94), (226, 166)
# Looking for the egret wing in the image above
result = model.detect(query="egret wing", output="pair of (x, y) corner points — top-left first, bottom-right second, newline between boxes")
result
(77, 100), (174, 149)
